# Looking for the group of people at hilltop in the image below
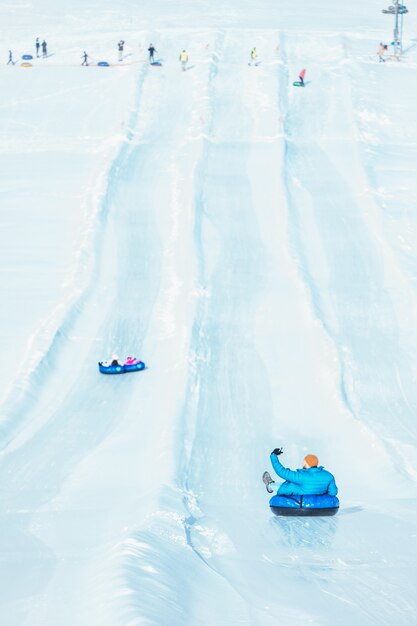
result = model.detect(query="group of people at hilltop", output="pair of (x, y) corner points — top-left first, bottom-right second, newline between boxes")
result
(35, 38), (48, 58)
(7, 37), (47, 65)
(6, 37), (297, 74)
(6, 37), (389, 71)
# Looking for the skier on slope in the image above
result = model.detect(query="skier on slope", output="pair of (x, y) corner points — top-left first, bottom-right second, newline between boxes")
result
(81, 51), (89, 66)
(263, 448), (338, 496)
(148, 44), (157, 63)
(179, 49), (188, 70)
(7, 50), (15, 65)
(41, 40), (47, 58)
(250, 47), (258, 65)
(35, 37), (40, 57)
(298, 68), (306, 86)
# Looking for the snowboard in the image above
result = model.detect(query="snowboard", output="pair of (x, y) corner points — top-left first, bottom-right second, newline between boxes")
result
(150, 60), (162, 66)
(293, 81), (304, 87)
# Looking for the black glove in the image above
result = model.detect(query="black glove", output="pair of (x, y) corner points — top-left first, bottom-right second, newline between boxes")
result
(272, 447), (283, 456)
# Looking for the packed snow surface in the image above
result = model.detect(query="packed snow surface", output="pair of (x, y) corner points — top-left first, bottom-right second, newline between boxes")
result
(1, 1), (417, 624)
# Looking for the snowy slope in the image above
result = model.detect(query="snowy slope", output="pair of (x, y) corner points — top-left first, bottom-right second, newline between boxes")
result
(1, 1), (417, 625)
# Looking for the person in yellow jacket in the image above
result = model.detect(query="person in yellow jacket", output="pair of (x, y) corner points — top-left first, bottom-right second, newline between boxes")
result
(179, 49), (189, 71)
(250, 47), (258, 65)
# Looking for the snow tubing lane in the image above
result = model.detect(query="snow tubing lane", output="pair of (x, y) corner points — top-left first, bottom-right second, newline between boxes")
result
(269, 494), (339, 517)
(98, 361), (145, 374)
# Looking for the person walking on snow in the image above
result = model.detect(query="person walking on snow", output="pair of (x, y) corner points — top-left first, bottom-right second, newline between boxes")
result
(377, 42), (386, 63)
(179, 49), (188, 71)
(7, 50), (15, 65)
(118, 40), (125, 62)
(35, 37), (40, 57)
(41, 40), (47, 58)
(263, 448), (338, 497)
(148, 44), (157, 62)
(81, 51), (89, 66)
(250, 47), (258, 65)
(298, 68), (306, 85)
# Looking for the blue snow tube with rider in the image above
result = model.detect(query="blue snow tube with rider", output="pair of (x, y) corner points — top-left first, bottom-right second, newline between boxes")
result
(98, 362), (124, 374)
(123, 360), (145, 373)
(269, 493), (339, 516)
(98, 360), (145, 374)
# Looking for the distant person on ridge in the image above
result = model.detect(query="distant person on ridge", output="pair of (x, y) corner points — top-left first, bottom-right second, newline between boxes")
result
(298, 68), (306, 85)
(35, 37), (40, 57)
(148, 44), (157, 62)
(263, 448), (338, 496)
(118, 40), (125, 62)
(377, 42), (386, 63)
(179, 49), (188, 70)
(41, 40), (47, 58)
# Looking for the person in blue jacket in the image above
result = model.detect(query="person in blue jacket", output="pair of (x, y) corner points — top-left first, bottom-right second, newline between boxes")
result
(263, 448), (338, 496)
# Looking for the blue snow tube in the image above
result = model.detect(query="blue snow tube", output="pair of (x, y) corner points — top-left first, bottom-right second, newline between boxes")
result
(22, 54), (33, 60)
(123, 361), (145, 372)
(98, 361), (145, 374)
(98, 362), (124, 374)
(269, 494), (339, 517)
(97, 61), (110, 67)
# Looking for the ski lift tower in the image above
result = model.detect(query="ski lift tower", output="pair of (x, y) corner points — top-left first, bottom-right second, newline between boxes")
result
(382, 1), (408, 56)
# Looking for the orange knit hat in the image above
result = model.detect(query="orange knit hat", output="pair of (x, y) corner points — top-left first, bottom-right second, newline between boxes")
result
(304, 454), (319, 467)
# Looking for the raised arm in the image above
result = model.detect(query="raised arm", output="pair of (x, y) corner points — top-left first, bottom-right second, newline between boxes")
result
(270, 452), (301, 484)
